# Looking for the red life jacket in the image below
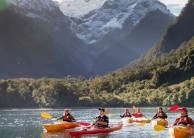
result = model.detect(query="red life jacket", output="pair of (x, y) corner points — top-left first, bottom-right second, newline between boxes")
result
(137, 112), (143, 117)
(178, 116), (189, 125)
(63, 114), (71, 121)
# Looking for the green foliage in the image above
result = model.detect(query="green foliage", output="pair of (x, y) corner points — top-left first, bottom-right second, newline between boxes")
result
(1, 36), (194, 108)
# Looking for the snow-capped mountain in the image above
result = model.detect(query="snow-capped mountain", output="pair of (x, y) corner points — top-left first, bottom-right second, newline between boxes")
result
(10, 0), (63, 21)
(0, 0), (176, 78)
(59, 0), (173, 46)
(57, 0), (106, 18)
(56, 0), (175, 75)
(0, 0), (90, 78)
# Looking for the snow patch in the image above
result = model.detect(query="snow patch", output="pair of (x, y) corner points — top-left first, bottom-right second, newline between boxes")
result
(66, 0), (173, 45)
(104, 17), (122, 29)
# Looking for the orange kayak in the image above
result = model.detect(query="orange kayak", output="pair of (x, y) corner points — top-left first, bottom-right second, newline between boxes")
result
(42, 122), (79, 132)
(152, 118), (168, 127)
(169, 125), (194, 138)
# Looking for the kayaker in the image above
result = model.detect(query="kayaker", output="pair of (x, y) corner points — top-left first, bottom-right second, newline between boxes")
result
(57, 109), (76, 122)
(172, 107), (194, 127)
(120, 108), (132, 118)
(132, 108), (143, 118)
(92, 108), (109, 128)
(152, 107), (168, 120)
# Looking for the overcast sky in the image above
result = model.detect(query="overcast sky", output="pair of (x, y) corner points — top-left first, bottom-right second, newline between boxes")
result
(159, 0), (188, 15)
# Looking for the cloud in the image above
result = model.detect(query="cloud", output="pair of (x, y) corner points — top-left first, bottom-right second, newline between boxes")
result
(159, 0), (187, 16)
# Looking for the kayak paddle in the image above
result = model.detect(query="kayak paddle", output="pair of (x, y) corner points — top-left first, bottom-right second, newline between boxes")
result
(109, 113), (115, 118)
(133, 106), (139, 111)
(104, 108), (110, 115)
(166, 104), (179, 112)
(41, 112), (52, 118)
(137, 119), (151, 126)
(40, 112), (90, 126)
(132, 106), (151, 126)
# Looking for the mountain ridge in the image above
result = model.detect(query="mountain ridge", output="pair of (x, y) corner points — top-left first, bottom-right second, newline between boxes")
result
(129, 0), (194, 68)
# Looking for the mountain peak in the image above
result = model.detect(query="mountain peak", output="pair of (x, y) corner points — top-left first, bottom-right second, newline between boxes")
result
(64, 0), (173, 45)
(9, 0), (62, 21)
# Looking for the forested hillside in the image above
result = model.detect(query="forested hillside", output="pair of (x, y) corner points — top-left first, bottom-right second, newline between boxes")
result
(1, 36), (194, 108)
(130, 0), (194, 67)
(1, 0), (194, 108)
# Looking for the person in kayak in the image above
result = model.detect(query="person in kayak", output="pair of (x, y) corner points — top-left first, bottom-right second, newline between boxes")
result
(132, 108), (143, 118)
(172, 107), (194, 127)
(92, 108), (109, 128)
(152, 107), (168, 120)
(57, 109), (76, 122)
(120, 108), (132, 118)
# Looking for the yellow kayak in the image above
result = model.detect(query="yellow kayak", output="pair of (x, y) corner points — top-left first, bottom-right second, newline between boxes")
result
(152, 118), (168, 127)
(42, 121), (79, 132)
(121, 117), (133, 125)
(169, 125), (194, 138)
(132, 117), (150, 123)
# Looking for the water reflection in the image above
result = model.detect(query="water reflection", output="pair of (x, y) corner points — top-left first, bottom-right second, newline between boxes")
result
(41, 130), (109, 138)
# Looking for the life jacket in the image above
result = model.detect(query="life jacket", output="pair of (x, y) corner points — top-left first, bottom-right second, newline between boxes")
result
(137, 112), (143, 117)
(157, 111), (164, 118)
(96, 115), (109, 127)
(177, 116), (190, 125)
(63, 114), (71, 122)
(97, 116), (105, 122)
(124, 113), (131, 117)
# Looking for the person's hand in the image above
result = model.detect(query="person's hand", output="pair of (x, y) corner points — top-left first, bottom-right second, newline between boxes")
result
(187, 124), (191, 127)
(92, 120), (98, 126)
(96, 121), (100, 124)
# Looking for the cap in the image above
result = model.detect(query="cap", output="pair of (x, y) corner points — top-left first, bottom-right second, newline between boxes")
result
(179, 107), (188, 112)
(98, 108), (105, 112)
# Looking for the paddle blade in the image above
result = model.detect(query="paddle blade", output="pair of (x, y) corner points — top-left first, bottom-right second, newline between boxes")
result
(168, 104), (179, 112)
(109, 114), (115, 118)
(40, 112), (52, 119)
(133, 106), (139, 111)
(104, 108), (110, 115)
(153, 125), (165, 131)
(76, 121), (90, 126)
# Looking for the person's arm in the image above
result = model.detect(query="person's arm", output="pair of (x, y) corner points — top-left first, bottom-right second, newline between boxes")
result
(69, 114), (76, 122)
(152, 114), (157, 119)
(120, 114), (124, 118)
(173, 118), (179, 126)
(96, 121), (108, 126)
(92, 117), (98, 126)
(163, 112), (168, 119)
(188, 118), (194, 126)
(57, 115), (63, 120)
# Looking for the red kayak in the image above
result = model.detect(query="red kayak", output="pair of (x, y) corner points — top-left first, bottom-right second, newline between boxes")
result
(69, 123), (122, 137)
